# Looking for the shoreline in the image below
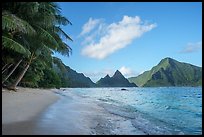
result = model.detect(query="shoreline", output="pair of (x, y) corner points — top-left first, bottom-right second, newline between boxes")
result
(2, 87), (59, 134)
(2, 87), (140, 135)
(2, 87), (195, 135)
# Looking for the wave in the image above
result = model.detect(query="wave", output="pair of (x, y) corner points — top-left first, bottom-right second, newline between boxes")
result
(99, 102), (184, 135)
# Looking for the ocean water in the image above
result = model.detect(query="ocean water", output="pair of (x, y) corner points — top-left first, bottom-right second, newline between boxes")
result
(60, 87), (202, 135)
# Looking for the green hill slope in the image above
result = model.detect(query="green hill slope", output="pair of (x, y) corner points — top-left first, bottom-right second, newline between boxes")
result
(53, 57), (96, 88)
(128, 57), (202, 87)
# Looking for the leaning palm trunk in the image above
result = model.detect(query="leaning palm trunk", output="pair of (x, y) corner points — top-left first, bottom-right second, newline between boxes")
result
(2, 59), (23, 84)
(7, 53), (34, 91)
(2, 64), (8, 71)
(2, 63), (13, 74)
(7, 63), (30, 90)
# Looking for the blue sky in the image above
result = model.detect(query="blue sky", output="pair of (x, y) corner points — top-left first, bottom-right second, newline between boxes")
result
(55, 2), (202, 82)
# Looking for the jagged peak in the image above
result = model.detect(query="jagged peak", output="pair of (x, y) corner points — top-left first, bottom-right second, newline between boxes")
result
(161, 57), (177, 63)
(113, 70), (124, 78)
(104, 74), (111, 78)
(116, 69), (120, 72)
(163, 57), (173, 60)
(158, 57), (177, 68)
(115, 70), (122, 74)
(151, 57), (175, 74)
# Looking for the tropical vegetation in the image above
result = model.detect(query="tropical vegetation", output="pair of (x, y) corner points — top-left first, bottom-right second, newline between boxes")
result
(2, 3), (201, 90)
(2, 2), (72, 90)
(53, 57), (96, 88)
(128, 57), (202, 87)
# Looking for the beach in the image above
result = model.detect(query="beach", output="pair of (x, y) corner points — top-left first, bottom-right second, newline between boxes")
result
(2, 87), (201, 135)
(2, 87), (146, 135)
(2, 87), (59, 134)
(2, 87), (143, 135)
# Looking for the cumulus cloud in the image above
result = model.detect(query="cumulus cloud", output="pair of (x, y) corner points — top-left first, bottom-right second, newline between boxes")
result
(119, 66), (137, 78)
(180, 41), (202, 53)
(81, 15), (156, 59)
(119, 66), (132, 76)
(81, 23), (107, 45)
(80, 18), (102, 36)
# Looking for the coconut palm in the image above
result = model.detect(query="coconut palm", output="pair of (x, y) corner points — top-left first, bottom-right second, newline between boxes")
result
(2, 2), (37, 85)
(3, 2), (72, 90)
(2, 2), (73, 90)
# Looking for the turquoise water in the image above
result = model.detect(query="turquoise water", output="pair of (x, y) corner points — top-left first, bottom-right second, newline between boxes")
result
(62, 87), (202, 135)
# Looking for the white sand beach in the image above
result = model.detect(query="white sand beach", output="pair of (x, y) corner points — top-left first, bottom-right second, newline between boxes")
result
(2, 87), (60, 134)
(2, 87), (143, 135)
(2, 87), (59, 124)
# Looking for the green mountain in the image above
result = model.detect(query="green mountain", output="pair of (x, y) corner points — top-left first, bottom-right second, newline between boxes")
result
(97, 70), (137, 87)
(128, 57), (202, 87)
(53, 58), (96, 88)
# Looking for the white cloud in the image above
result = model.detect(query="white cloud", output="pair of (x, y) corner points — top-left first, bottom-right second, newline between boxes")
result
(85, 67), (139, 82)
(81, 15), (156, 59)
(180, 41), (202, 53)
(80, 18), (102, 36)
(119, 66), (137, 78)
(81, 23), (107, 45)
(119, 66), (132, 76)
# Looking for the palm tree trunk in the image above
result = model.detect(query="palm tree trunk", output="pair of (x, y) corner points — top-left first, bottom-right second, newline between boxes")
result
(2, 63), (8, 71)
(2, 64), (13, 74)
(7, 63), (30, 91)
(2, 59), (23, 84)
(7, 53), (34, 91)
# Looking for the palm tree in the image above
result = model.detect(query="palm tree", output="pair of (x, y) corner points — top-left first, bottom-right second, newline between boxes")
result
(2, 3), (36, 85)
(2, 2), (73, 90)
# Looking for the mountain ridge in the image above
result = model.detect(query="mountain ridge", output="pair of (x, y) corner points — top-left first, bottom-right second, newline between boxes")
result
(128, 57), (202, 87)
(97, 70), (137, 87)
(53, 58), (96, 88)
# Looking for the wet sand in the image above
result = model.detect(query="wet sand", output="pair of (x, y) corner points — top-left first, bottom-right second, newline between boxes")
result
(25, 90), (145, 135)
(2, 88), (144, 135)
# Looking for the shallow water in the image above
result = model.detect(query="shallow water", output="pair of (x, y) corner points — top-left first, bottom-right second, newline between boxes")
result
(59, 87), (202, 135)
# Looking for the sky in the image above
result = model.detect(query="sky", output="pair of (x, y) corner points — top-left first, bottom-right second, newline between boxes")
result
(54, 2), (202, 82)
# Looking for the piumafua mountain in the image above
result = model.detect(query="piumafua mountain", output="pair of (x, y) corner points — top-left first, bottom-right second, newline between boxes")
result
(97, 70), (137, 87)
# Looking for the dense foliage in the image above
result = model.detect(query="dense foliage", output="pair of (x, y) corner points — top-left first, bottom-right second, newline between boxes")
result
(128, 57), (202, 87)
(53, 58), (96, 88)
(38, 68), (62, 89)
(2, 2), (72, 90)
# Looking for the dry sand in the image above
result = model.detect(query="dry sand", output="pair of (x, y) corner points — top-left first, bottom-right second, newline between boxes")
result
(2, 87), (59, 124)
(2, 87), (59, 134)
(2, 87), (143, 135)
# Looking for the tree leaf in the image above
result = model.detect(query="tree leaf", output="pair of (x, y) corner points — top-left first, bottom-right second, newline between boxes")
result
(2, 36), (31, 56)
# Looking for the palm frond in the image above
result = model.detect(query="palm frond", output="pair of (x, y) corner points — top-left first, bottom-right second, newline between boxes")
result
(34, 14), (56, 28)
(48, 2), (61, 15)
(55, 26), (73, 41)
(35, 43), (54, 57)
(2, 11), (36, 35)
(55, 15), (72, 25)
(18, 2), (40, 15)
(56, 42), (72, 57)
(35, 43), (54, 67)
(50, 32), (72, 56)
(2, 36), (31, 56)
(35, 25), (59, 50)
